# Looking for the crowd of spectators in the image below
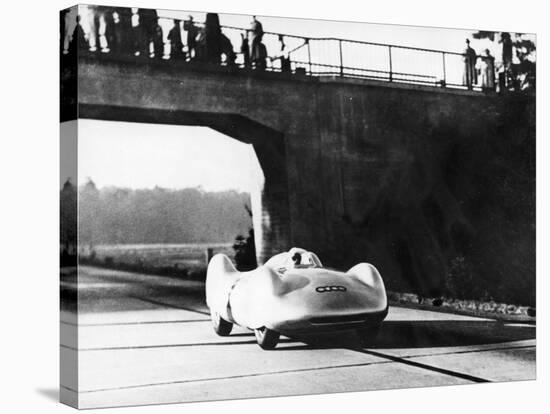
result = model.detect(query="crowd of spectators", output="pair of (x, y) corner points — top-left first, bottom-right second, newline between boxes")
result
(61, 7), (276, 71)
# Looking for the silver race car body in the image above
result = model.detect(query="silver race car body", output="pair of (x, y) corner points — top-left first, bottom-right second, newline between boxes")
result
(206, 247), (387, 349)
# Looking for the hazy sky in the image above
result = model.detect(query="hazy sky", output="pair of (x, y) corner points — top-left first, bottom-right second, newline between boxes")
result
(77, 120), (263, 192)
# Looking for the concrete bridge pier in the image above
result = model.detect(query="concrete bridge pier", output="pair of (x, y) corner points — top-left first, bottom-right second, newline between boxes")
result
(208, 116), (291, 264)
(252, 168), (292, 264)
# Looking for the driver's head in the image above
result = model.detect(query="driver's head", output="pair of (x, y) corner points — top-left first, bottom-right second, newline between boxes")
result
(291, 252), (301, 265)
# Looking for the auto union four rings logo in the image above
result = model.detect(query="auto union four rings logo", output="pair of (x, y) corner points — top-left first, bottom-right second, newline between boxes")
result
(315, 285), (347, 293)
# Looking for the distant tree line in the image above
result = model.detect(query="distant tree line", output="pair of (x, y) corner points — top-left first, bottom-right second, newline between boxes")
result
(73, 180), (252, 245)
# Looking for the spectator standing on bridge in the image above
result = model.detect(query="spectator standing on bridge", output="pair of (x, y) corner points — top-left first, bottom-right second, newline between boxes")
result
(255, 42), (268, 70)
(130, 8), (142, 56)
(240, 33), (251, 67)
(499, 32), (514, 90)
(220, 33), (237, 66)
(463, 39), (478, 90)
(88, 5), (101, 52)
(205, 13), (223, 64)
(94, 6), (114, 53)
(250, 16), (264, 67)
(500, 32), (513, 71)
(184, 15), (198, 60)
(138, 8), (159, 57)
(168, 19), (185, 60)
(194, 26), (207, 61)
(69, 15), (88, 54)
(102, 8), (116, 53)
(60, 9), (67, 53)
(152, 19), (164, 59)
(112, 8), (133, 55)
(62, 8), (84, 55)
(478, 49), (495, 91)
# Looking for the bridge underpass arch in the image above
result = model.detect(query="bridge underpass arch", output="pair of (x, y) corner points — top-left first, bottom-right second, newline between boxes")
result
(79, 104), (291, 264)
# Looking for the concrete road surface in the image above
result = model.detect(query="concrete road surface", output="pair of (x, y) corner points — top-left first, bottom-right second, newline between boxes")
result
(60, 266), (536, 409)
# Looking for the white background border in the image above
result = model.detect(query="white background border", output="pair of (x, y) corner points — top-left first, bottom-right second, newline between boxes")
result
(1, 0), (546, 413)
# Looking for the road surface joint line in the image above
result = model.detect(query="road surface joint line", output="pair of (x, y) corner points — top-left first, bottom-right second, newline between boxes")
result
(128, 295), (210, 315)
(61, 340), (534, 355)
(61, 338), (295, 351)
(75, 360), (395, 393)
(351, 347), (490, 383)
(64, 344), (531, 392)
(405, 344), (535, 359)
(60, 341), (259, 351)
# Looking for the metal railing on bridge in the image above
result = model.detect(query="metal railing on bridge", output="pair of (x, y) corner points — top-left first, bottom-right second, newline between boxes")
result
(220, 24), (473, 89)
(61, 7), (492, 92)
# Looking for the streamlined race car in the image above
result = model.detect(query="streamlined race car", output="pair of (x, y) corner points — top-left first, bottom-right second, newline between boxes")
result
(205, 247), (388, 349)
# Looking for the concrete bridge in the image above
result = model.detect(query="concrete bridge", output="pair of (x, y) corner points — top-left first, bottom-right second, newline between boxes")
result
(61, 29), (535, 305)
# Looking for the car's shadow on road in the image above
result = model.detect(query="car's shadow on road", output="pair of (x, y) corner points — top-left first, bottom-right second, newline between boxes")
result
(278, 319), (535, 351)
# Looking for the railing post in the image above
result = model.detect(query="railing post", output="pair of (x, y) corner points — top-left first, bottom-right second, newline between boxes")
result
(442, 52), (447, 87)
(339, 39), (344, 77)
(306, 38), (312, 75)
(388, 45), (393, 82)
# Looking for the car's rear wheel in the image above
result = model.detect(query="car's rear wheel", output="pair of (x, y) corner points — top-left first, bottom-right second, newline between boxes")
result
(211, 310), (233, 336)
(356, 324), (382, 345)
(254, 327), (280, 350)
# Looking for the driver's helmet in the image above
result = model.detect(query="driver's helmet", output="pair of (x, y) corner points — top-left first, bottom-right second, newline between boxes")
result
(265, 247), (323, 274)
(286, 248), (321, 269)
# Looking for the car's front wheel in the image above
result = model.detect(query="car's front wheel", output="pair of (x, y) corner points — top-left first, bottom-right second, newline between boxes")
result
(254, 327), (280, 350)
(211, 310), (233, 336)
